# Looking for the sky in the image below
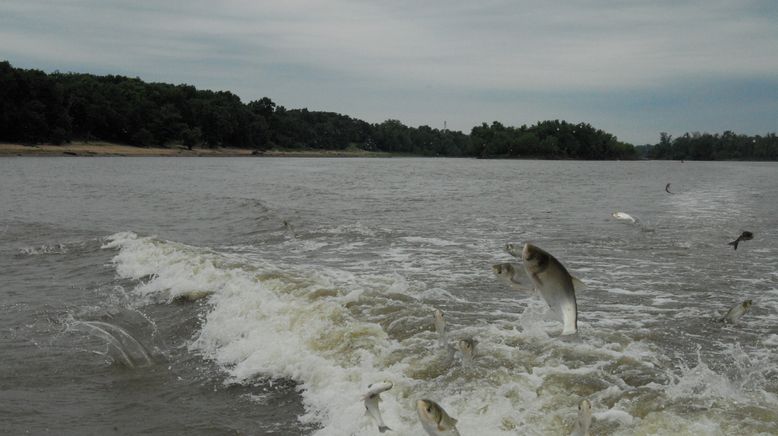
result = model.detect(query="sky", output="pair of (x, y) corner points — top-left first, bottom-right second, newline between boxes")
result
(1, 0), (776, 144)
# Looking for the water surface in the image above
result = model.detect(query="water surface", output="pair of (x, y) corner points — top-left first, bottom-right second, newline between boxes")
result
(1, 157), (777, 435)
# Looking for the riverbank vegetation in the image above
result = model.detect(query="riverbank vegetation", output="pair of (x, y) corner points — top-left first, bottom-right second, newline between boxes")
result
(636, 132), (778, 161)
(3, 61), (773, 160)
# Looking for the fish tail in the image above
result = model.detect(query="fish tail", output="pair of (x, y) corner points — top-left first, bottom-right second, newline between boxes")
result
(561, 315), (578, 335)
(561, 302), (578, 335)
(379, 425), (391, 433)
(728, 239), (739, 250)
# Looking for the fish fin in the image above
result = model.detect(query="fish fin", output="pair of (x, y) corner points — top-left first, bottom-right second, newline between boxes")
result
(571, 276), (586, 292)
(378, 425), (391, 433)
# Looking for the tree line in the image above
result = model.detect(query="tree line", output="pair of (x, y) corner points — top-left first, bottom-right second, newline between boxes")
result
(637, 131), (778, 161)
(0, 60), (644, 159)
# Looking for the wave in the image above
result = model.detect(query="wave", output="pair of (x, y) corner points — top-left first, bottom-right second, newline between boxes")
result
(103, 231), (778, 435)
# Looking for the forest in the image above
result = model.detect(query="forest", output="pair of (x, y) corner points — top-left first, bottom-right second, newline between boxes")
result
(637, 132), (778, 161)
(2, 60), (773, 160)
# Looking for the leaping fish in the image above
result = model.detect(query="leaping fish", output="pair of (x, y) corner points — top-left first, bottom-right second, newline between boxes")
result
(434, 309), (446, 345)
(417, 399), (460, 436)
(719, 300), (752, 324)
(521, 243), (579, 335)
(364, 381), (393, 433)
(571, 399), (592, 436)
(457, 338), (476, 366)
(728, 231), (753, 250)
(611, 212), (638, 223)
(492, 262), (534, 292)
(503, 244), (587, 293)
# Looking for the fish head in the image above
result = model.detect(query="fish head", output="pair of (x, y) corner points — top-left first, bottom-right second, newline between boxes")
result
(417, 399), (442, 426)
(577, 399), (592, 430)
(366, 380), (393, 397)
(417, 399), (454, 430)
(743, 300), (753, 309)
(492, 263), (514, 279)
(505, 243), (522, 258)
(458, 339), (475, 352)
(522, 243), (549, 274)
(434, 309), (444, 322)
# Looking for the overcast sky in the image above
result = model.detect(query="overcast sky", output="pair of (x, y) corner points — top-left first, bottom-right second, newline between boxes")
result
(1, 0), (776, 144)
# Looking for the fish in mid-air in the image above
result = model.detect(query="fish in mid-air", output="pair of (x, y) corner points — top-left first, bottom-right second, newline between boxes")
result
(611, 211), (638, 223)
(520, 243), (579, 335)
(571, 399), (592, 436)
(434, 309), (446, 345)
(728, 231), (753, 250)
(492, 262), (534, 292)
(505, 243), (522, 258)
(416, 399), (460, 436)
(364, 381), (393, 433)
(457, 338), (476, 366)
(719, 300), (752, 324)
(500, 247), (587, 293)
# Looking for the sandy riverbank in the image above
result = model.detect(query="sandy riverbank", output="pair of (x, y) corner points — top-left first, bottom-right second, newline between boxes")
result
(0, 142), (400, 157)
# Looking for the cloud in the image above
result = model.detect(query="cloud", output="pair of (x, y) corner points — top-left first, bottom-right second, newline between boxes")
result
(1, 0), (776, 143)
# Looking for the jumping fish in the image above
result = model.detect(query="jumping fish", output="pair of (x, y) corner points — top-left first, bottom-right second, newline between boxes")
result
(492, 262), (534, 292)
(728, 231), (754, 250)
(571, 399), (592, 436)
(434, 309), (446, 345)
(493, 260), (586, 293)
(364, 381), (393, 433)
(521, 243), (578, 335)
(611, 212), (638, 223)
(417, 399), (460, 436)
(457, 338), (476, 366)
(719, 300), (752, 324)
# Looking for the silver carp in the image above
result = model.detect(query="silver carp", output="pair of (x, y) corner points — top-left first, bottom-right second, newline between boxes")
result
(434, 309), (446, 345)
(719, 300), (752, 323)
(364, 380), (393, 433)
(571, 399), (592, 436)
(416, 399), (460, 436)
(521, 243), (578, 335)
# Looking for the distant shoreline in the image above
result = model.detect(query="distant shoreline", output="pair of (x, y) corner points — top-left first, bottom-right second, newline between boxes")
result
(0, 142), (402, 158)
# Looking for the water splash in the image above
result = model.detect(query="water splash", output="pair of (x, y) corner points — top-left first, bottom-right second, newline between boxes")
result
(67, 320), (153, 368)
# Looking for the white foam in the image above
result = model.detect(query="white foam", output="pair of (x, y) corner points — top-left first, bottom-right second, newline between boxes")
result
(18, 243), (69, 255)
(594, 408), (634, 425)
(103, 231), (778, 435)
(400, 236), (459, 247)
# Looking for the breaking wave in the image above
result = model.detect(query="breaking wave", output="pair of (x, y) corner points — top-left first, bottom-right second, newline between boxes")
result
(103, 231), (778, 435)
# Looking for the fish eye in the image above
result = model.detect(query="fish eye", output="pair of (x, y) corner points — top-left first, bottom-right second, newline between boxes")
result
(427, 407), (432, 413)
